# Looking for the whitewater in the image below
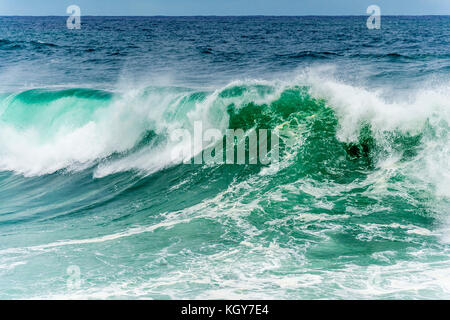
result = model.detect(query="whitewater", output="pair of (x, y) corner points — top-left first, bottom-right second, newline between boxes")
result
(1, 16), (450, 299)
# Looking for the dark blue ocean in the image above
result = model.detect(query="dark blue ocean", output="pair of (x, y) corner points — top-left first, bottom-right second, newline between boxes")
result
(0, 16), (450, 299)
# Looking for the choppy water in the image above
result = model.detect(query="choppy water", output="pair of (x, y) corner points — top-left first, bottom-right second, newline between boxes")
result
(1, 16), (450, 299)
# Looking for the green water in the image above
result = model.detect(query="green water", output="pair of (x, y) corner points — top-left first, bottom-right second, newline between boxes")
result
(1, 78), (450, 299)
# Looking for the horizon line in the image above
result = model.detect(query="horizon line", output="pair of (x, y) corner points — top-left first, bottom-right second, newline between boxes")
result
(1, 14), (450, 17)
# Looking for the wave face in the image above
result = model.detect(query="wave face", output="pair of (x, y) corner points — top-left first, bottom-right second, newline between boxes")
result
(1, 16), (450, 299)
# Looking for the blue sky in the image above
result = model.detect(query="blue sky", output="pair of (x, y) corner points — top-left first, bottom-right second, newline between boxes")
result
(1, 0), (450, 16)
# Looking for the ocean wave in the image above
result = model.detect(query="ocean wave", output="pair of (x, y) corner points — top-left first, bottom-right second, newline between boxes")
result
(0, 39), (59, 51)
(0, 73), (449, 205)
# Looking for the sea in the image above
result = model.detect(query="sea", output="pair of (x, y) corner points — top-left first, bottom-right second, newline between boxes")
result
(0, 16), (450, 299)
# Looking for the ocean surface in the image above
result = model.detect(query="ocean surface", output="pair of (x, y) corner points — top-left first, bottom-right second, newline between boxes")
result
(1, 16), (450, 299)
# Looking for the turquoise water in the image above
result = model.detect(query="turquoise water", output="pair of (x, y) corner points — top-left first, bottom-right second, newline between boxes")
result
(1, 16), (450, 299)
